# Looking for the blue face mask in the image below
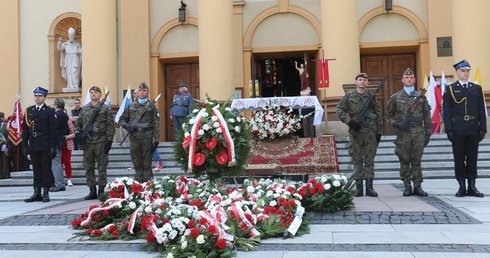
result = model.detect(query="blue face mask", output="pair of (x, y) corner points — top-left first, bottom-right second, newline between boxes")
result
(403, 86), (414, 95)
(138, 98), (148, 104)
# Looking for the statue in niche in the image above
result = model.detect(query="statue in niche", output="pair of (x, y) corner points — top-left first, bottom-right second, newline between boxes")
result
(58, 27), (82, 92)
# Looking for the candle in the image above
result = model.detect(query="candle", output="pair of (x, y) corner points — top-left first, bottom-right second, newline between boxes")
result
(254, 80), (259, 97)
(248, 80), (253, 97)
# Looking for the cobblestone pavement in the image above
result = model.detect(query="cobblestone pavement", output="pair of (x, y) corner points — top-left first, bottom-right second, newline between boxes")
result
(1, 181), (490, 256)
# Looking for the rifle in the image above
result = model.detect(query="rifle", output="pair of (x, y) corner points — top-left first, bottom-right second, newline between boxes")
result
(399, 88), (427, 129)
(349, 76), (387, 136)
(119, 93), (162, 146)
(78, 91), (110, 143)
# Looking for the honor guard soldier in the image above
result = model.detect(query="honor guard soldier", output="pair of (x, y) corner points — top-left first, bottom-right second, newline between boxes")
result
(74, 86), (115, 200)
(386, 68), (432, 196)
(443, 60), (486, 198)
(336, 73), (382, 197)
(119, 82), (160, 183)
(22, 87), (58, 202)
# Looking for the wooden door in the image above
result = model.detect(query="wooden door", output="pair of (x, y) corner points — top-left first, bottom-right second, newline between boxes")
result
(165, 64), (200, 141)
(361, 54), (415, 135)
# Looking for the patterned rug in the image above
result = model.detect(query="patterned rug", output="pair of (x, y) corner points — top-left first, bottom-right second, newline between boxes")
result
(247, 135), (338, 175)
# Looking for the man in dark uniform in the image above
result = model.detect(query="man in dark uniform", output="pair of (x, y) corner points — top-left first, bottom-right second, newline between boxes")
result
(386, 68), (432, 196)
(70, 98), (82, 149)
(170, 83), (192, 140)
(50, 98), (69, 192)
(336, 73), (382, 197)
(22, 87), (58, 202)
(74, 86), (115, 200)
(0, 112), (10, 179)
(119, 82), (160, 182)
(443, 59), (486, 198)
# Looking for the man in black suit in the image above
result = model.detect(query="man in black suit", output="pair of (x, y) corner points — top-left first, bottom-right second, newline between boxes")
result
(22, 87), (58, 202)
(50, 98), (69, 192)
(443, 59), (487, 198)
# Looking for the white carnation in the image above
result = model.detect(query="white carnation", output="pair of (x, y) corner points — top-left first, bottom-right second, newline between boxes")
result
(128, 202), (136, 209)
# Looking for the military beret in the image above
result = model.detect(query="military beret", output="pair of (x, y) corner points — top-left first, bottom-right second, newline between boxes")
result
(403, 68), (414, 76)
(138, 82), (149, 90)
(355, 73), (368, 80)
(453, 59), (471, 70)
(89, 86), (102, 93)
(33, 86), (48, 96)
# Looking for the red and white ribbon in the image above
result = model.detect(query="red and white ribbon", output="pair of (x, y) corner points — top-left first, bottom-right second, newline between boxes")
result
(211, 106), (236, 166)
(187, 108), (207, 171)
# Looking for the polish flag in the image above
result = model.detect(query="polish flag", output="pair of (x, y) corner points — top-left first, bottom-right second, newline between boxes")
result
(427, 72), (442, 134)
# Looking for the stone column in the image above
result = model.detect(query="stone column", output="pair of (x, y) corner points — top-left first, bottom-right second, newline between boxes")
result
(198, 1), (234, 101)
(321, 0), (360, 97)
(451, 0), (490, 86)
(81, 0), (117, 102)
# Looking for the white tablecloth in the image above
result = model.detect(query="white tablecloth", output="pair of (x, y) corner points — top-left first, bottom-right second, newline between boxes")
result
(230, 96), (324, 126)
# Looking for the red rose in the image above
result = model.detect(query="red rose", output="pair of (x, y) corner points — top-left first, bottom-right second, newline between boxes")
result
(182, 135), (192, 149)
(146, 233), (156, 243)
(89, 204), (99, 210)
(206, 138), (218, 150)
(103, 210), (109, 217)
(194, 153), (206, 166)
(202, 103), (206, 108)
(199, 217), (208, 225)
(111, 230), (120, 237)
(93, 229), (102, 237)
(215, 151), (228, 165)
(187, 219), (195, 228)
(216, 238), (227, 250)
(71, 219), (80, 227)
(309, 187), (316, 195)
(117, 185), (124, 192)
(109, 190), (118, 198)
(208, 225), (218, 234)
(190, 228), (200, 238)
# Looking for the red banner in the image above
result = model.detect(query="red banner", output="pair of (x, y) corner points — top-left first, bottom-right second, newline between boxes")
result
(8, 100), (23, 146)
(317, 59), (329, 88)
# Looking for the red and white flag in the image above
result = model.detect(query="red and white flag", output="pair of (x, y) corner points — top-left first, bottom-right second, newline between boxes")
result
(8, 100), (23, 146)
(427, 72), (442, 134)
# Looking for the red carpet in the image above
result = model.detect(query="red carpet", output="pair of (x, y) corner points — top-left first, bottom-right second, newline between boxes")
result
(247, 135), (338, 175)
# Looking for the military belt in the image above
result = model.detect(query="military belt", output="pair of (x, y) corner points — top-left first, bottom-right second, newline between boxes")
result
(452, 115), (477, 121)
(32, 131), (49, 137)
(409, 121), (423, 126)
(137, 127), (153, 133)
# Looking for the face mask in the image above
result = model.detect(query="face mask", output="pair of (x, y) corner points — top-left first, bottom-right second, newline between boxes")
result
(138, 98), (148, 104)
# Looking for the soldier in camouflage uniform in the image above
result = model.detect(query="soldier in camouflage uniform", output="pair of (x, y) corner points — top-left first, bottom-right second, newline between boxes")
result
(74, 86), (115, 200)
(119, 82), (160, 182)
(385, 68), (432, 197)
(336, 73), (382, 197)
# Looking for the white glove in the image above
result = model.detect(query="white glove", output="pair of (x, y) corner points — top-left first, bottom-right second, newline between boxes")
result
(1, 145), (6, 152)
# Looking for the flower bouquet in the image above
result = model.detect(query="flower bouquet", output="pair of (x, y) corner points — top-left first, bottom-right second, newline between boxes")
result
(248, 102), (304, 140)
(174, 96), (251, 182)
(297, 174), (355, 213)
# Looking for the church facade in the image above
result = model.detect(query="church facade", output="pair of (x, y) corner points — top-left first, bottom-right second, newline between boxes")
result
(0, 0), (488, 141)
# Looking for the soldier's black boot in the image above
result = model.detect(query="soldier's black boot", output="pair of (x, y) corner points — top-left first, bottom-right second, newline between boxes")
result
(24, 187), (42, 202)
(84, 186), (98, 200)
(365, 179), (378, 197)
(403, 184), (412, 196)
(455, 180), (466, 197)
(413, 183), (428, 197)
(355, 180), (363, 197)
(42, 187), (50, 202)
(467, 179), (484, 198)
(97, 186), (105, 201)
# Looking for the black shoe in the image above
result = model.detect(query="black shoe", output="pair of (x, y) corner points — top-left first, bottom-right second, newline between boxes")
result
(403, 186), (412, 196)
(24, 187), (43, 202)
(42, 187), (50, 202)
(84, 186), (98, 200)
(467, 187), (484, 198)
(50, 186), (66, 192)
(413, 187), (428, 197)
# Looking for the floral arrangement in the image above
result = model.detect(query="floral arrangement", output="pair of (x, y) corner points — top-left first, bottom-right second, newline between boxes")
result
(174, 96), (251, 181)
(297, 174), (355, 213)
(248, 102), (305, 140)
(70, 174), (353, 257)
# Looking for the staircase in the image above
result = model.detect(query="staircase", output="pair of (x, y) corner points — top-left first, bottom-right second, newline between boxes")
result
(0, 142), (188, 187)
(2, 135), (490, 187)
(336, 134), (490, 179)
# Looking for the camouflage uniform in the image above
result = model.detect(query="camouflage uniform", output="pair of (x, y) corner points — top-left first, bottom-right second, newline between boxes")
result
(119, 85), (160, 182)
(337, 85), (382, 197)
(386, 89), (432, 190)
(74, 94), (115, 192)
